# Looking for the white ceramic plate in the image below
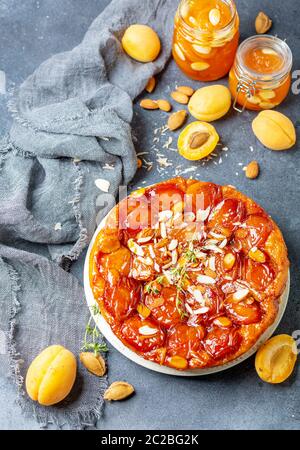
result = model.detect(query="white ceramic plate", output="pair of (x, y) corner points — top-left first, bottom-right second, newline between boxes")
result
(84, 214), (290, 377)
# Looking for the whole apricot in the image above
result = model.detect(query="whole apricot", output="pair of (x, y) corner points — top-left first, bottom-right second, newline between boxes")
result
(252, 110), (296, 150)
(122, 24), (161, 63)
(188, 85), (231, 122)
(26, 345), (77, 406)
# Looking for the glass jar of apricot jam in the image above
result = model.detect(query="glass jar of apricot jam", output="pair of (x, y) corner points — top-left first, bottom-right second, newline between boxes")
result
(172, 0), (239, 81)
(229, 35), (293, 112)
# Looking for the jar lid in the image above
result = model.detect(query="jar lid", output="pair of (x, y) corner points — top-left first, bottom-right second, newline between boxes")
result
(235, 35), (293, 83)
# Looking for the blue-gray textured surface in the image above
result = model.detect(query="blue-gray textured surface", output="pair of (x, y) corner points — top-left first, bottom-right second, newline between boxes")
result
(0, 0), (299, 430)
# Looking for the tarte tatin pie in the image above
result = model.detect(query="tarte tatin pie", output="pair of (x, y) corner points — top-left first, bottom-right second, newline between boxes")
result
(89, 178), (289, 370)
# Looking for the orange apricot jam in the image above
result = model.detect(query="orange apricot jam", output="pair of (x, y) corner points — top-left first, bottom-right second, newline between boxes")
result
(172, 0), (239, 81)
(229, 35), (293, 111)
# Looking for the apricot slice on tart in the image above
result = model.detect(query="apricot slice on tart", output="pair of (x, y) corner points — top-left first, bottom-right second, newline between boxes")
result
(208, 198), (246, 235)
(204, 326), (241, 360)
(255, 335), (297, 383)
(145, 286), (183, 329)
(167, 324), (205, 359)
(178, 121), (219, 161)
(121, 316), (165, 353)
(186, 181), (222, 211)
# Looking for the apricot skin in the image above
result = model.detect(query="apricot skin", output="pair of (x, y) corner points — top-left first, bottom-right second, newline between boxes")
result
(122, 24), (161, 63)
(188, 85), (231, 122)
(252, 110), (296, 151)
(25, 345), (77, 406)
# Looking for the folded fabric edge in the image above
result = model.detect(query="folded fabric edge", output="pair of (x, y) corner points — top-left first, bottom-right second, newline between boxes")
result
(3, 256), (108, 429)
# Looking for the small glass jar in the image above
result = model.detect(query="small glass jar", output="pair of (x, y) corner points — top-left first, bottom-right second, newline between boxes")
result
(229, 35), (293, 112)
(172, 0), (240, 81)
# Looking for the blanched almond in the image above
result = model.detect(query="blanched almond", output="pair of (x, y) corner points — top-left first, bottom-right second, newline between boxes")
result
(167, 110), (188, 131)
(140, 99), (158, 110)
(192, 44), (211, 55)
(174, 43), (185, 61)
(171, 91), (189, 104)
(261, 48), (278, 56)
(157, 99), (172, 112)
(145, 76), (156, 93)
(80, 352), (106, 377)
(247, 95), (261, 105)
(209, 8), (221, 26)
(191, 61), (210, 71)
(104, 381), (134, 401)
(259, 90), (276, 100)
(176, 86), (194, 97)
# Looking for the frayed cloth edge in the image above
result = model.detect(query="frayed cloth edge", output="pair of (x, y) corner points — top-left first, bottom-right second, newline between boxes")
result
(4, 259), (107, 429)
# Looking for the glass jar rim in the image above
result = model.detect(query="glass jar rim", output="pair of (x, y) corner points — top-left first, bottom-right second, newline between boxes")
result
(235, 35), (293, 83)
(178, 0), (238, 40)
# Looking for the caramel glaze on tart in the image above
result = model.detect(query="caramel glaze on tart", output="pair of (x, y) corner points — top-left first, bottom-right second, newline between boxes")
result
(89, 178), (289, 370)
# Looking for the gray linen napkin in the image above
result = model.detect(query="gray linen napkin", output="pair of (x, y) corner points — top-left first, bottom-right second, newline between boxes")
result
(0, 0), (175, 428)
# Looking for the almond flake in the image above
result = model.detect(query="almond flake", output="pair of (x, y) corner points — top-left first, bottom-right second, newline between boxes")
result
(149, 245), (156, 259)
(162, 261), (173, 270)
(193, 306), (210, 315)
(168, 239), (178, 251)
(185, 303), (194, 316)
(194, 250), (207, 259)
(203, 244), (224, 253)
(95, 178), (110, 192)
(160, 221), (167, 238)
(232, 288), (249, 302)
(137, 256), (153, 266)
(171, 249), (178, 265)
(209, 256), (216, 271)
(139, 326), (158, 336)
(209, 8), (221, 26)
(205, 239), (219, 245)
(184, 212), (196, 222)
(128, 239), (144, 257)
(154, 262), (161, 272)
(196, 207), (210, 222)
(219, 238), (228, 249)
(158, 210), (173, 222)
(188, 286), (204, 304)
(197, 274), (216, 285)
(137, 236), (153, 244)
(210, 231), (225, 240)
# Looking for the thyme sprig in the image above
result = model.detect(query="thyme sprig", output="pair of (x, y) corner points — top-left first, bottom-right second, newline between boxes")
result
(82, 305), (108, 355)
(169, 245), (199, 318)
(145, 275), (165, 294)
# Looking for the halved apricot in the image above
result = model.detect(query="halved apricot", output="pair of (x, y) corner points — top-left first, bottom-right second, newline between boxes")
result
(255, 335), (297, 384)
(178, 121), (219, 161)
